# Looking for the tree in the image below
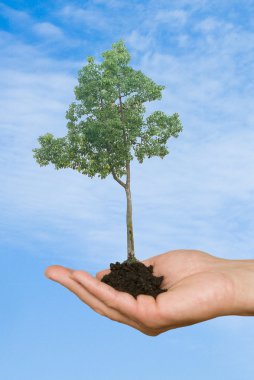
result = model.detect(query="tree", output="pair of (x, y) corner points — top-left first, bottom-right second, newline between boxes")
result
(33, 40), (183, 263)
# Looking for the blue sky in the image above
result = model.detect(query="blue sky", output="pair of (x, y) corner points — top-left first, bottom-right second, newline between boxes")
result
(1, 0), (254, 379)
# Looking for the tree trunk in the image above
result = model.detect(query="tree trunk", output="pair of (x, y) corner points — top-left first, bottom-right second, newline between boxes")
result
(125, 160), (135, 261)
(125, 186), (135, 261)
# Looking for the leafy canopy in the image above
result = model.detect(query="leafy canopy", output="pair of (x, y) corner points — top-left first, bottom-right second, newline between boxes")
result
(33, 40), (183, 180)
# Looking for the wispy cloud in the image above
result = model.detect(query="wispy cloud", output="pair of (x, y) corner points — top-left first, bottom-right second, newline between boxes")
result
(194, 17), (233, 33)
(58, 5), (108, 30)
(125, 30), (152, 52)
(32, 22), (64, 39)
(155, 9), (188, 25)
(91, 0), (125, 8)
(0, 2), (30, 23)
(0, 3), (69, 45)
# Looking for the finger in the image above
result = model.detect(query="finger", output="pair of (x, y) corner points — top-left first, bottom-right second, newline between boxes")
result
(45, 265), (74, 279)
(96, 269), (110, 280)
(46, 266), (121, 318)
(47, 266), (162, 335)
(73, 281), (144, 331)
(141, 258), (155, 267)
(47, 266), (143, 331)
(71, 270), (139, 320)
(70, 272), (158, 335)
(140, 257), (164, 279)
(46, 265), (112, 314)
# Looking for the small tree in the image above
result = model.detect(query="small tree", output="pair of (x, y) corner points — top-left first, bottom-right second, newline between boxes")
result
(33, 40), (182, 263)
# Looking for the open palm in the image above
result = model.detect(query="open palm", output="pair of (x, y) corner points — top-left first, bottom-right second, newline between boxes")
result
(46, 250), (236, 336)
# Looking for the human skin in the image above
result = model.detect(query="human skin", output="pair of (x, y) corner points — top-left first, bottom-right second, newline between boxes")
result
(45, 250), (254, 336)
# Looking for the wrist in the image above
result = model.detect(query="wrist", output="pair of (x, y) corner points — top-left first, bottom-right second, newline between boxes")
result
(220, 259), (254, 316)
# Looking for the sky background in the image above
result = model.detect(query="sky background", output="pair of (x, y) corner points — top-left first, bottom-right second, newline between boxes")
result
(1, 0), (254, 379)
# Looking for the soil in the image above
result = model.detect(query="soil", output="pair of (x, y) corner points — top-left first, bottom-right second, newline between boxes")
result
(101, 261), (167, 298)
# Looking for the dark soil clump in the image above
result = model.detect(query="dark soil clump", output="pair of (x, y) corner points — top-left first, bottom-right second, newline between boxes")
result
(101, 261), (167, 298)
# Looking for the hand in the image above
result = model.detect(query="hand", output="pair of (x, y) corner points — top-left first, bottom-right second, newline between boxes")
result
(45, 250), (254, 336)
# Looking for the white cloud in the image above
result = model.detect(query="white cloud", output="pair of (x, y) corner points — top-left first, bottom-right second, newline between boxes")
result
(0, 3), (30, 23)
(33, 22), (64, 39)
(0, 4), (78, 48)
(155, 9), (188, 25)
(176, 34), (190, 47)
(58, 5), (107, 30)
(125, 30), (152, 52)
(195, 17), (234, 33)
(92, 0), (125, 8)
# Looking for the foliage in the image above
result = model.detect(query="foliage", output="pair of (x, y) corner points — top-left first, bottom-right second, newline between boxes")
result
(33, 40), (183, 182)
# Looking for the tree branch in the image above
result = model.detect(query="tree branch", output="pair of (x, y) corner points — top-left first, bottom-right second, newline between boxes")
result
(111, 168), (126, 189)
(106, 148), (126, 189)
